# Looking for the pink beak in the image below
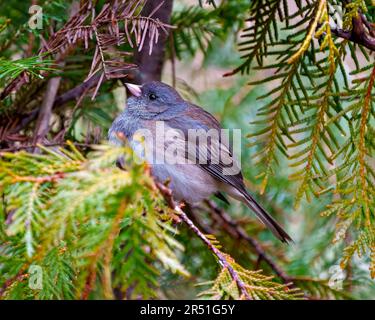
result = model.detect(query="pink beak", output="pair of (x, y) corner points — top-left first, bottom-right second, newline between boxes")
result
(125, 83), (142, 97)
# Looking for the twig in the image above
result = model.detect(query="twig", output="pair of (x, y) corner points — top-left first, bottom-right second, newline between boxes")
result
(204, 199), (293, 284)
(332, 15), (375, 51)
(81, 267), (97, 300)
(155, 182), (251, 300)
(33, 75), (62, 149)
(53, 72), (103, 107)
(32, 0), (81, 149)
(8, 67), (137, 137)
(8, 73), (106, 135)
(0, 270), (28, 297)
(0, 142), (92, 153)
(11, 173), (65, 183)
(361, 14), (375, 37)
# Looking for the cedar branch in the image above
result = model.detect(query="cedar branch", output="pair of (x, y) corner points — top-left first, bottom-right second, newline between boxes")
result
(155, 181), (251, 300)
(204, 199), (293, 285)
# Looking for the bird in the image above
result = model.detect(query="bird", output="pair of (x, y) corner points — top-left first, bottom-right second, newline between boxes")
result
(108, 81), (292, 243)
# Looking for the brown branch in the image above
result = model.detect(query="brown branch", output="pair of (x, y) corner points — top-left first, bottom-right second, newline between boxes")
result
(6, 72), (106, 136)
(0, 142), (91, 153)
(155, 181), (251, 300)
(32, 2), (80, 149)
(8, 73), (121, 139)
(9, 173), (65, 184)
(204, 199), (294, 284)
(54, 72), (103, 108)
(332, 14), (375, 51)
(0, 270), (28, 297)
(169, 33), (177, 88)
(0, 72), (30, 100)
(32, 76), (62, 149)
(1, 1), (171, 102)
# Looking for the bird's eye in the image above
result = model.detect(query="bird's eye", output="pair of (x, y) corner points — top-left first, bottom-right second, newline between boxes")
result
(149, 93), (157, 100)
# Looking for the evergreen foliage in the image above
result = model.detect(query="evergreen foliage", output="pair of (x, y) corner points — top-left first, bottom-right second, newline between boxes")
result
(228, 0), (375, 279)
(0, 144), (302, 299)
(0, 0), (374, 300)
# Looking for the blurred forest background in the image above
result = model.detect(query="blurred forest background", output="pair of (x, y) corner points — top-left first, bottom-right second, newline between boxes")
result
(0, 0), (374, 299)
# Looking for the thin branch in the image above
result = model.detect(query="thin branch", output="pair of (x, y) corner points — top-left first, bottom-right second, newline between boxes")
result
(11, 172), (65, 183)
(0, 270), (28, 297)
(204, 199), (293, 284)
(1, 1), (172, 100)
(54, 72), (104, 108)
(7, 71), (124, 137)
(33, 75), (62, 149)
(332, 15), (375, 51)
(155, 182), (251, 300)
(0, 142), (92, 153)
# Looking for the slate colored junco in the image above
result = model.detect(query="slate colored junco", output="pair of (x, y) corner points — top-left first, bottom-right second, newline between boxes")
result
(109, 81), (291, 243)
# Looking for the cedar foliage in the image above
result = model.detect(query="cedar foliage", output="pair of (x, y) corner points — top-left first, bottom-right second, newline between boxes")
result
(0, 0), (374, 300)
(229, 0), (374, 280)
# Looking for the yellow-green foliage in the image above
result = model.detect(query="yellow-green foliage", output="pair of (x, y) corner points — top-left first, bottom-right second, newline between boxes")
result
(0, 0), (374, 300)
(199, 254), (302, 300)
(233, 0), (375, 279)
(0, 144), (187, 299)
(0, 144), (302, 300)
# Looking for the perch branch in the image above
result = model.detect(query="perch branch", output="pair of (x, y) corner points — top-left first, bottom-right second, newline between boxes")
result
(204, 199), (293, 284)
(155, 182), (251, 300)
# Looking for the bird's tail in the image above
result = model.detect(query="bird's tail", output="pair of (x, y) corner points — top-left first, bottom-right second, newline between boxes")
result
(241, 191), (292, 243)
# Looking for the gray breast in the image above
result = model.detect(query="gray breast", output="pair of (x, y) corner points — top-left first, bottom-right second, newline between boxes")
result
(151, 163), (219, 204)
(111, 117), (221, 204)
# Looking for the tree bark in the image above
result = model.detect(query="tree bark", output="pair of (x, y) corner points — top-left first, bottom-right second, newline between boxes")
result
(133, 0), (173, 83)
(33, 76), (62, 146)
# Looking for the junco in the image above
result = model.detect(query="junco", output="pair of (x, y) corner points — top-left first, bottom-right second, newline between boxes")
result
(109, 81), (291, 243)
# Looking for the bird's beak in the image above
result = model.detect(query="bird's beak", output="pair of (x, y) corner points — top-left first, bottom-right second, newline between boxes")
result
(125, 83), (142, 97)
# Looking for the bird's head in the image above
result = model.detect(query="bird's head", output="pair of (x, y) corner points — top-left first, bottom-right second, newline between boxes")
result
(124, 81), (186, 120)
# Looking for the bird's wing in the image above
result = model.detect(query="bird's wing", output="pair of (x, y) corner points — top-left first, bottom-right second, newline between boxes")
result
(167, 103), (247, 193)
(167, 104), (292, 243)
